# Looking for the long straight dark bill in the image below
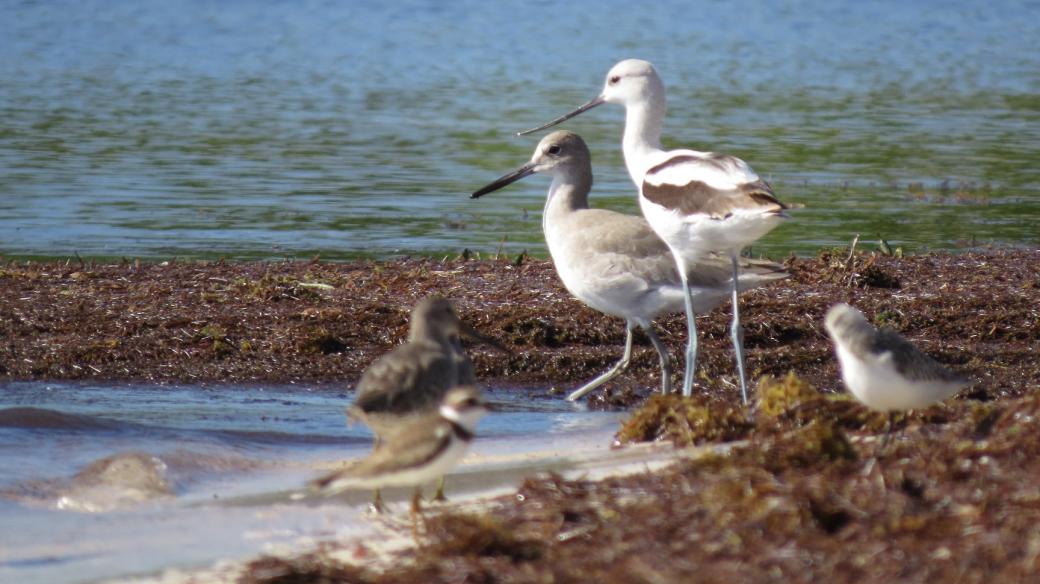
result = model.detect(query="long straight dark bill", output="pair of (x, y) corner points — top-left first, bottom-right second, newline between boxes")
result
(459, 322), (511, 355)
(515, 95), (605, 136)
(470, 162), (537, 199)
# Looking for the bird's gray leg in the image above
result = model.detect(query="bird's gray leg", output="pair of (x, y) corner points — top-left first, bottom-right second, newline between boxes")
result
(566, 321), (636, 401)
(730, 251), (749, 404)
(879, 411), (899, 451)
(679, 269), (700, 397)
(643, 325), (673, 395)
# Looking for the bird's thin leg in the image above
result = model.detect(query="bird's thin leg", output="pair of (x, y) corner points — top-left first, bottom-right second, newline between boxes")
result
(679, 268), (700, 397)
(730, 251), (749, 404)
(370, 489), (385, 514)
(432, 477), (447, 502)
(411, 486), (424, 515)
(880, 411), (898, 450)
(410, 487), (424, 542)
(643, 325), (673, 395)
(567, 321), (636, 401)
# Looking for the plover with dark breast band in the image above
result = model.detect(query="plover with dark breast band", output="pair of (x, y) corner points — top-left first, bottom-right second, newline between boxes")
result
(314, 386), (488, 513)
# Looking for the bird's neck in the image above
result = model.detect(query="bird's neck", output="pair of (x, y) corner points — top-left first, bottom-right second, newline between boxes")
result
(448, 419), (474, 441)
(409, 323), (451, 346)
(621, 97), (666, 185)
(440, 406), (481, 439)
(542, 171), (592, 233)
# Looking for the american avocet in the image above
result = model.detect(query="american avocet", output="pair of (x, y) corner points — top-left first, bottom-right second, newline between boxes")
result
(472, 131), (787, 401)
(824, 303), (968, 413)
(519, 59), (791, 403)
(314, 386), (488, 513)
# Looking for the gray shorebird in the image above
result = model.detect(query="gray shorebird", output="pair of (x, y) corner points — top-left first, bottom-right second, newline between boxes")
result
(314, 386), (488, 513)
(518, 59), (791, 403)
(472, 131), (787, 401)
(824, 303), (969, 413)
(348, 296), (501, 500)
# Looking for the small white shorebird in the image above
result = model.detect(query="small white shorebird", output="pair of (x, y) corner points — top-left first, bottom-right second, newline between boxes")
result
(348, 296), (502, 500)
(472, 131), (787, 401)
(314, 386), (488, 513)
(824, 303), (969, 415)
(519, 59), (791, 403)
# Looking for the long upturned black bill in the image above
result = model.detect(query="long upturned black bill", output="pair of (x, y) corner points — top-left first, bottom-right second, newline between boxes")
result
(470, 162), (537, 199)
(516, 95), (605, 136)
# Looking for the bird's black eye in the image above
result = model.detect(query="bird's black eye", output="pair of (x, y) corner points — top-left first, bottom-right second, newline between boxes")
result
(547, 144), (561, 155)
(609, 75), (621, 84)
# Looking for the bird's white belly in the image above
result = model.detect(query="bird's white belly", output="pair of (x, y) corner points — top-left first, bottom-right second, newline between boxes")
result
(552, 257), (683, 322)
(379, 440), (470, 488)
(639, 197), (785, 257)
(835, 346), (960, 411)
(328, 439), (470, 491)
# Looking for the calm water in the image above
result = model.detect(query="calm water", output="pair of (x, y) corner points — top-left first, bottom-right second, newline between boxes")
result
(0, 381), (621, 583)
(0, 0), (1038, 260)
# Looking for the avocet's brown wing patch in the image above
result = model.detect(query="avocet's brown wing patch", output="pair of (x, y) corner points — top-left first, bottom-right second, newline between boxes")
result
(642, 154), (787, 219)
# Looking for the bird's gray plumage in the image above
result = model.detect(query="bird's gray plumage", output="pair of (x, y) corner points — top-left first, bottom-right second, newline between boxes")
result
(825, 303), (966, 384)
(348, 297), (476, 438)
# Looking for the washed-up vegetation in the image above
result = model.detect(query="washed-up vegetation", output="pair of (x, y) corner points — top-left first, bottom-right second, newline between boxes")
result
(2, 249), (1038, 582)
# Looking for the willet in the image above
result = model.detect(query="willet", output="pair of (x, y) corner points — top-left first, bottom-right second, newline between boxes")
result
(519, 59), (791, 403)
(348, 296), (501, 500)
(472, 131), (787, 401)
(314, 386), (488, 514)
(824, 303), (969, 415)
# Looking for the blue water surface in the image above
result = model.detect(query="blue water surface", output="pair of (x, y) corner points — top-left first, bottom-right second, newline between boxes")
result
(0, 0), (1037, 258)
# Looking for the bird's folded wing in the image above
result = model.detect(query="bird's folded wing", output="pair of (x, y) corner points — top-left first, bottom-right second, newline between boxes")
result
(643, 152), (787, 219)
(874, 329), (965, 384)
(352, 346), (454, 415)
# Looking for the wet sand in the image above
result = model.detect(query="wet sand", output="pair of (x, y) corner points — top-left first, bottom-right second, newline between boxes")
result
(3, 248), (1039, 582)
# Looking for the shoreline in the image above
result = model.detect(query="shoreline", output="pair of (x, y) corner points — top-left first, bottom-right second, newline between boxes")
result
(2, 248), (1038, 405)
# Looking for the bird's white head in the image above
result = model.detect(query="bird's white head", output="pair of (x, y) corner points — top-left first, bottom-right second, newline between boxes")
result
(439, 386), (489, 432)
(824, 303), (870, 341)
(599, 59), (665, 107)
(516, 58), (665, 137)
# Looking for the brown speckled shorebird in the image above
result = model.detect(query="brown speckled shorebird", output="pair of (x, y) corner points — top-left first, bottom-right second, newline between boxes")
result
(347, 296), (502, 501)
